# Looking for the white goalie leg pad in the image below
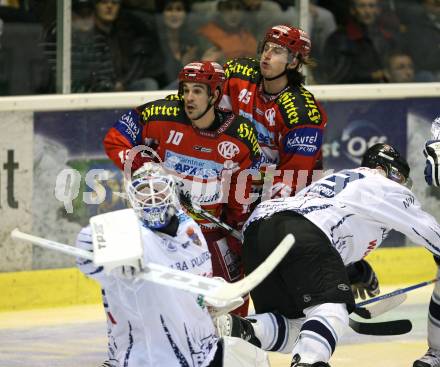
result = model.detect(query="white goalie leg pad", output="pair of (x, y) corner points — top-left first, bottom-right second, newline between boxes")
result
(291, 303), (348, 364)
(222, 336), (271, 367)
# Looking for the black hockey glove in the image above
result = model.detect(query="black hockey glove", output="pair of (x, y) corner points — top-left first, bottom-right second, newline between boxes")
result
(434, 255), (440, 267)
(424, 140), (440, 187)
(346, 260), (380, 300)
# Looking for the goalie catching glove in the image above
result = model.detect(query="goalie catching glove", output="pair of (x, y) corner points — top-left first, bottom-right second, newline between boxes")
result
(346, 260), (380, 300)
(424, 140), (440, 187)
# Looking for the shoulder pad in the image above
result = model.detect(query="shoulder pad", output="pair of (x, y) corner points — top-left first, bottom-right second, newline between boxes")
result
(224, 58), (260, 83)
(276, 86), (324, 128)
(138, 98), (185, 124)
(225, 114), (261, 159)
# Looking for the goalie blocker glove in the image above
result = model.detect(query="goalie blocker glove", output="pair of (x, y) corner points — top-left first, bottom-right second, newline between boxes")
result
(424, 140), (440, 187)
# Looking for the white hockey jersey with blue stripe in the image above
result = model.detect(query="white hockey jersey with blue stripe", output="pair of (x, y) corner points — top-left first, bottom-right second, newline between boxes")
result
(244, 167), (440, 265)
(76, 210), (218, 367)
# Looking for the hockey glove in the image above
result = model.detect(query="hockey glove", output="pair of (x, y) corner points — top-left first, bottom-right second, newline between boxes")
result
(424, 140), (440, 187)
(346, 260), (380, 300)
(434, 255), (440, 267)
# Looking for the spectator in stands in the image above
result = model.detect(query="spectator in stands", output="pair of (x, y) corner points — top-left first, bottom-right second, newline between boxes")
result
(197, 0), (257, 64)
(384, 50), (415, 83)
(240, 0), (294, 40)
(193, 0), (292, 40)
(93, 0), (162, 91)
(43, 0), (163, 92)
(399, 0), (440, 81)
(308, 0), (337, 60)
(319, 0), (399, 84)
(155, 0), (199, 89)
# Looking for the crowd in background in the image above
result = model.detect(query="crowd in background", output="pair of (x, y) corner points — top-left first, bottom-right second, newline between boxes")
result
(0, 0), (439, 95)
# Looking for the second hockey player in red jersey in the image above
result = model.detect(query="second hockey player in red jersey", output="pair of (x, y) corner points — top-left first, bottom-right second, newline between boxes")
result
(220, 24), (327, 200)
(104, 61), (261, 316)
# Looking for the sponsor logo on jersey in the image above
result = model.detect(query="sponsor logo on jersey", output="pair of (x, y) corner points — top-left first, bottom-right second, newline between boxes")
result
(278, 91), (299, 126)
(299, 87), (321, 124)
(278, 88), (321, 127)
(218, 141), (240, 159)
(283, 127), (323, 156)
(224, 60), (257, 79)
(141, 103), (180, 121)
(193, 145), (212, 153)
(117, 111), (140, 143)
(265, 108), (276, 126)
(164, 151), (223, 178)
(177, 181), (222, 206)
(237, 122), (261, 155)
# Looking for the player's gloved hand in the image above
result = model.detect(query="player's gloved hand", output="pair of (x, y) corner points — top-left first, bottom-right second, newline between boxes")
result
(434, 255), (440, 267)
(423, 140), (440, 186)
(346, 260), (380, 300)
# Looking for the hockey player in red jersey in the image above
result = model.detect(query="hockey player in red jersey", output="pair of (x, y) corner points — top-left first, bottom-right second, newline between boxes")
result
(219, 24), (327, 200)
(104, 61), (261, 316)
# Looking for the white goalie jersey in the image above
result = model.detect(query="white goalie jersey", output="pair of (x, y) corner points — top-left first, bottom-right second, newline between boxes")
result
(76, 210), (219, 367)
(245, 167), (440, 265)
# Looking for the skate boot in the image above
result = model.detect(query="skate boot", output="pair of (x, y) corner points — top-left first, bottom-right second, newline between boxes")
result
(216, 314), (261, 348)
(290, 354), (330, 367)
(414, 348), (440, 367)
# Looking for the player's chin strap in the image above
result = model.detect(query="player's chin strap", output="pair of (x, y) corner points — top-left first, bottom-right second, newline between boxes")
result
(191, 95), (216, 121)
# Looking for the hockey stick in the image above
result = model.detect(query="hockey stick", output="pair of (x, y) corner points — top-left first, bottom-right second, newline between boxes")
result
(348, 318), (412, 336)
(178, 194), (243, 241)
(356, 277), (439, 308)
(11, 229), (94, 260)
(10, 229), (294, 309)
(353, 293), (407, 319)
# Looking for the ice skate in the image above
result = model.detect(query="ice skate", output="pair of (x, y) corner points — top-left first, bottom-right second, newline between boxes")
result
(414, 348), (440, 367)
(216, 314), (261, 348)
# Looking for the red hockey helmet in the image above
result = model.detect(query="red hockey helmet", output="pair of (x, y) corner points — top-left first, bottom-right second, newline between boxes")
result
(263, 24), (311, 59)
(178, 61), (226, 95)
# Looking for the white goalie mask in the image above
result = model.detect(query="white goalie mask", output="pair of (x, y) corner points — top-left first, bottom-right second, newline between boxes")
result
(126, 163), (178, 229)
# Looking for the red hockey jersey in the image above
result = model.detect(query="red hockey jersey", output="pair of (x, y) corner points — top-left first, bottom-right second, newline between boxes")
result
(220, 58), (327, 198)
(104, 97), (261, 232)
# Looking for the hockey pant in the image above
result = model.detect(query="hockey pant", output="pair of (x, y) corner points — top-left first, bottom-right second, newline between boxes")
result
(249, 303), (348, 364)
